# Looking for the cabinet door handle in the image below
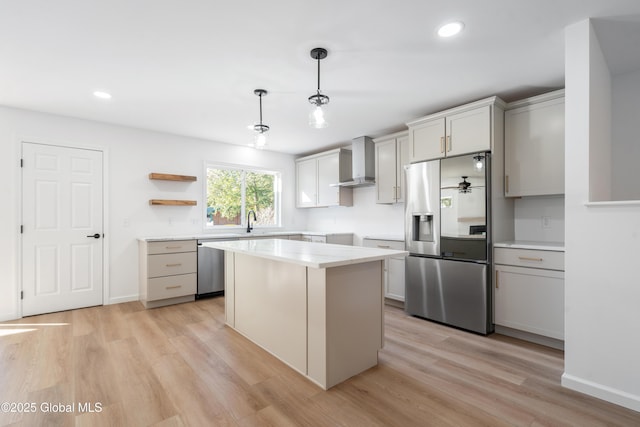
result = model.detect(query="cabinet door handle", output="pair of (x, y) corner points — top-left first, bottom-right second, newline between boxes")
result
(440, 137), (445, 153)
(495, 270), (499, 289)
(396, 185), (401, 200)
(518, 256), (543, 262)
(166, 263), (182, 267)
(166, 285), (182, 290)
(505, 175), (509, 194)
(446, 136), (451, 152)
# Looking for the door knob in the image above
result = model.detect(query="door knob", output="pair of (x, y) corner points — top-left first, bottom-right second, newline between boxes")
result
(87, 233), (101, 239)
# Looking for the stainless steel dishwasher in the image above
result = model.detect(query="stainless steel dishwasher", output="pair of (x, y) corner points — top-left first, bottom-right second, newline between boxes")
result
(197, 238), (237, 298)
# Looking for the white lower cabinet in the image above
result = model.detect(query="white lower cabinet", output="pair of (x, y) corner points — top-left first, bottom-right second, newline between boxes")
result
(139, 239), (198, 308)
(300, 234), (353, 245)
(494, 247), (564, 346)
(363, 238), (405, 301)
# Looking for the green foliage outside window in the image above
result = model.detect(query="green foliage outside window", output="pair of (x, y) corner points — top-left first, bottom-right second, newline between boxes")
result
(206, 166), (279, 227)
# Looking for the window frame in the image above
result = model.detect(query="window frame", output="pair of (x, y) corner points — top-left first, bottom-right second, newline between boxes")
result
(203, 162), (282, 230)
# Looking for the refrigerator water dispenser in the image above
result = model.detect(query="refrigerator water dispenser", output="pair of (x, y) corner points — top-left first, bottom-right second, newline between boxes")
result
(412, 213), (434, 242)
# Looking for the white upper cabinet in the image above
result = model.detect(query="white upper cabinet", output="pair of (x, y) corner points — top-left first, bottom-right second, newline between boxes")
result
(374, 131), (409, 204)
(407, 97), (503, 163)
(295, 148), (353, 208)
(504, 90), (565, 197)
(447, 106), (491, 156)
(408, 118), (445, 162)
(296, 157), (318, 208)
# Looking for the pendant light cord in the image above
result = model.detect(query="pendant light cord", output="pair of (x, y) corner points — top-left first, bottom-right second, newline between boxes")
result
(316, 55), (321, 94)
(259, 92), (263, 126)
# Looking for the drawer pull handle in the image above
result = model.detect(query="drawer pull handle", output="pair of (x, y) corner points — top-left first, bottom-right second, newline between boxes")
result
(518, 256), (543, 262)
(166, 285), (182, 290)
(165, 246), (182, 249)
(377, 245), (391, 249)
(166, 263), (182, 267)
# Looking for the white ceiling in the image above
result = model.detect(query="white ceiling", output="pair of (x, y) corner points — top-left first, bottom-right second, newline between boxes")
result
(2, 1), (640, 155)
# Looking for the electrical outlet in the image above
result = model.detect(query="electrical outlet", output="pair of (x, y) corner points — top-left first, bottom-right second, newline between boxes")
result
(541, 216), (551, 229)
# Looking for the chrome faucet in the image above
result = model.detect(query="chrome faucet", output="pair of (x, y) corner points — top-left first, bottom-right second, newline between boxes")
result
(246, 210), (257, 233)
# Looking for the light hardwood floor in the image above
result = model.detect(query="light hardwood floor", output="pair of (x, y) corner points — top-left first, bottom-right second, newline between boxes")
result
(1, 298), (639, 426)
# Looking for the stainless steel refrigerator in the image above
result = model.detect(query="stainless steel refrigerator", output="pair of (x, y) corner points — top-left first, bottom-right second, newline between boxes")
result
(404, 153), (493, 334)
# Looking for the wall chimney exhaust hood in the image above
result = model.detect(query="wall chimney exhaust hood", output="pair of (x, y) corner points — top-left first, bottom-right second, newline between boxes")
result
(332, 136), (376, 187)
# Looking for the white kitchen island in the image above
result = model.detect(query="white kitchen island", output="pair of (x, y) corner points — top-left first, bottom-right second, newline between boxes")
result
(202, 238), (407, 390)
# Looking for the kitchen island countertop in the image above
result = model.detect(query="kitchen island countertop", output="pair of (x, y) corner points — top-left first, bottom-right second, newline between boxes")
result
(203, 238), (407, 269)
(138, 231), (353, 242)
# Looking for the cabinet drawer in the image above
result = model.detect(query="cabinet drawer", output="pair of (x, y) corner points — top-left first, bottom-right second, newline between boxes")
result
(147, 273), (197, 301)
(148, 252), (197, 278)
(147, 240), (196, 255)
(363, 239), (404, 251)
(494, 248), (564, 271)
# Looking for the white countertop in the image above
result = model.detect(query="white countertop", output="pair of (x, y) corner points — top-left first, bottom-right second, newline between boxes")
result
(202, 238), (408, 269)
(494, 241), (565, 251)
(138, 231), (353, 242)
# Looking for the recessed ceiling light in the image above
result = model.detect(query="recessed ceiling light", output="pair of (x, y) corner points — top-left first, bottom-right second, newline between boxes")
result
(437, 22), (464, 38)
(93, 91), (112, 99)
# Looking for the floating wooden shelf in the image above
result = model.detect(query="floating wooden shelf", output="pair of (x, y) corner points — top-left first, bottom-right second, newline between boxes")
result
(149, 173), (197, 182)
(149, 199), (197, 206)
(457, 216), (486, 222)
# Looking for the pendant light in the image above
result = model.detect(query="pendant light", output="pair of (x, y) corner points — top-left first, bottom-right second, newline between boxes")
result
(252, 89), (269, 149)
(308, 47), (329, 129)
(473, 154), (485, 172)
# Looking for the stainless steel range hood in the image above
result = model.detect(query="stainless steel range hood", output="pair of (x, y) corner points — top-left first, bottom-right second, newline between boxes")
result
(333, 136), (375, 187)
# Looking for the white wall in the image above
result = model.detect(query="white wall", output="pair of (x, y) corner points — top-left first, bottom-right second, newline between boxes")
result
(612, 69), (640, 201)
(513, 196), (565, 242)
(562, 19), (640, 412)
(0, 106), (301, 321)
(304, 186), (405, 246)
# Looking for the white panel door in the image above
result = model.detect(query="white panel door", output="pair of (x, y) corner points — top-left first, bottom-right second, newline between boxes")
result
(22, 142), (104, 316)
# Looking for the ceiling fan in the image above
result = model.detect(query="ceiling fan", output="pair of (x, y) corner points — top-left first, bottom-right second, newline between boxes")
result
(441, 176), (485, 193)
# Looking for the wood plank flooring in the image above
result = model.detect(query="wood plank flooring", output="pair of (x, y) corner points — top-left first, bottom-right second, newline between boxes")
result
(1, 298), (639, 426)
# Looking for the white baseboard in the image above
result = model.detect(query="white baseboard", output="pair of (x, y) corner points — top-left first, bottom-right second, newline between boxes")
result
(495, 325), (564, 350)
(562, 373), (640, 413)
(107, 294), (139, 305)
(0, 311), (20, 322)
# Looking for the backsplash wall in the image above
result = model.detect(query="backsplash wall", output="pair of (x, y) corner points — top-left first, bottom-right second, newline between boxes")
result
(513, 195), (565, 242)
(304, 186), (405, 246)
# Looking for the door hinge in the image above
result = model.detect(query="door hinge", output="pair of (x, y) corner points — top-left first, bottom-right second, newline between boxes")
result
(21, 291), (24, 300)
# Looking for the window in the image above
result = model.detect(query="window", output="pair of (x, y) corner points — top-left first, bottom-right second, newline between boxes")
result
(205, 164), (281, 228)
